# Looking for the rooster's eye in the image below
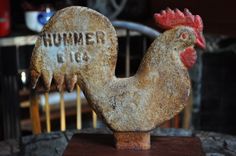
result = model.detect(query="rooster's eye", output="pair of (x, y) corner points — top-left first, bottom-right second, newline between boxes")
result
(180, 32), (189, 40)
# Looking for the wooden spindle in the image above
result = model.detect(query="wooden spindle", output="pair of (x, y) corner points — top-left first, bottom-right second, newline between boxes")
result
(183, 90), (193, 129)
(45, 92), (51, 132)
(30, 93), (41, 134)
(173, 115), (180, 128)
(125, 29), (130, 77)
(142, 36), (147, 55)
(60, 91), (66, 131)
(76, 85), (82, 129)
(92, 111), (97, 128)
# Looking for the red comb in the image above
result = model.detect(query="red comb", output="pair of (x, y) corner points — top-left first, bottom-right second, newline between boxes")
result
(154, 8), (203, 32)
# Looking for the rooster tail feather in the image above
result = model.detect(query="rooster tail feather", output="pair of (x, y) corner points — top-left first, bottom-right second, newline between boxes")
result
(53, 73), (65, 92)
(31, 70), (41, 89)
(41, 70), (53, 91)
(65, 74), (78, 92)
(30, 6), (118, 91)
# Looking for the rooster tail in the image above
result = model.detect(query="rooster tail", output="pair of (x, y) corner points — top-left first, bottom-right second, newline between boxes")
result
(30, 6), (118, 91)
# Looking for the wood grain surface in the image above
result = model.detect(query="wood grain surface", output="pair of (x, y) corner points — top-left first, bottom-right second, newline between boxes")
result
(63, 133), (204, 156)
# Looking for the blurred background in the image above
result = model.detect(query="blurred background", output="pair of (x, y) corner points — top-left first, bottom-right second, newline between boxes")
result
(0, 0), (236, 141)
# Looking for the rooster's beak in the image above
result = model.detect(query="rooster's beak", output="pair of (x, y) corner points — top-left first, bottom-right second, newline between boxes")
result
(196, 32), (206, 49)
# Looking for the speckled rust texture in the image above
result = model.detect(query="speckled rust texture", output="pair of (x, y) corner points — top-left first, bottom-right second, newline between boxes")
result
(114, 132), (150, 150)
(30, 6), (196, 132)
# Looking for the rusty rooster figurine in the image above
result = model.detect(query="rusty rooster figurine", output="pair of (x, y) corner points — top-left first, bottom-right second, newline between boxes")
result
(30, 7), (205, 150)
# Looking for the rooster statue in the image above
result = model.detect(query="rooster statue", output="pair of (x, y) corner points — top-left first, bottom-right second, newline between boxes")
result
(30, 6), (205, 150)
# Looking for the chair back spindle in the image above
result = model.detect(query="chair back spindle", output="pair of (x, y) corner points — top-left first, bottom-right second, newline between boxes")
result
(76, 85), (82, 130)
(125, 29), (130, 77)
(44, 92), (51, 132)
(30, 94), (41, 134)
(60, 91), (66, 131)
(92, 111), (97, 128)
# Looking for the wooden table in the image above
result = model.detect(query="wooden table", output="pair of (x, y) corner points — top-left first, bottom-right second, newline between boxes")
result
(0, 128), (236, 156)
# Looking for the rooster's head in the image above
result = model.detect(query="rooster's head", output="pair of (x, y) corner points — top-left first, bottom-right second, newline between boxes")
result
(154, 8), (205, 69)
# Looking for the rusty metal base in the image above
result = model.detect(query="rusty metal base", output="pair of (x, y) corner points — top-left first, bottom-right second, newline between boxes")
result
(63, 133), (204, 156)
(114, 132), (150, 150)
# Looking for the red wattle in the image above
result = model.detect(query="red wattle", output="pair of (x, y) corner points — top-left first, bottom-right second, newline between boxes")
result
(180, 47), (197, 69)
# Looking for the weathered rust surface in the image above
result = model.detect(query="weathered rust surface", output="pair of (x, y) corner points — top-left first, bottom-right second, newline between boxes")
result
(30, 7), (205, 133)
(114, 132), (150, 150)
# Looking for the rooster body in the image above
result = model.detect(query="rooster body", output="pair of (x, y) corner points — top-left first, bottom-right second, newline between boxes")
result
(30, 7), (205, 131)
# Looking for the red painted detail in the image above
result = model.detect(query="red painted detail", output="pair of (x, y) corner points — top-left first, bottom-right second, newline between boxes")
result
(154, 8), (203, 32)
(181, 32), (188, 39)
(195, 31), (206, 49)
(180, 47), (197, 69)
(154, 8), (206, 49)
(0, 0), (10, 37)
